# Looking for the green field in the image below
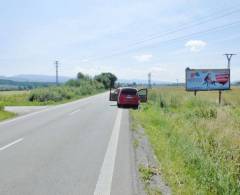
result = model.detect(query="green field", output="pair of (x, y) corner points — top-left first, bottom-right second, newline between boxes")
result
(0, 90), (34, 106)
(0, 90), (78, 106)
(131, 87), (240, 195)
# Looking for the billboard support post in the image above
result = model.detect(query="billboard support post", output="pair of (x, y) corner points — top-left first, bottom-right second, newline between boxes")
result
(219, 90), (222, 105)
(194, 90), (197, 96)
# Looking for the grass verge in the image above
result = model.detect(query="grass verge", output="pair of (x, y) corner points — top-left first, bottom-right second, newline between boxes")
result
(131, 87), (240, 195)
(0, 110), (16, 121)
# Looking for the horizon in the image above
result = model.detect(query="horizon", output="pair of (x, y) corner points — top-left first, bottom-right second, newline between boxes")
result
(1, 73), (240, 84)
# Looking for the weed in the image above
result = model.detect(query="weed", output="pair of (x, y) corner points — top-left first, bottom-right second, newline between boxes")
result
(132, 87), (240, 194)
(139, 164), (156, 184)
(133, 139), (139, 149)
(139, 164), (162, 195)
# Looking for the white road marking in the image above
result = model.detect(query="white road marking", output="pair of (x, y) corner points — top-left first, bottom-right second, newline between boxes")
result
(94, 109), (122, 195)
(69, 109), (82, 116)
(68, 102), (89, 116)
(0, 138), (24, 151)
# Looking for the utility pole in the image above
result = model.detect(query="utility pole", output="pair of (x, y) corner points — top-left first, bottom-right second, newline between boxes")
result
(224, 53), (236, 69)
(55, 60), (59, 85)
(148, 72), (151, 89)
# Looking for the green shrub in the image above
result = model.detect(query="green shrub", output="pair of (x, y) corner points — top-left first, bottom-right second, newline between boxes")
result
(29, 79), (105, 103)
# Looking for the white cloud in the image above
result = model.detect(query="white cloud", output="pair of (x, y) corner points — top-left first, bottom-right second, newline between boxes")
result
(185, 40), (207, 52)
(134, 54), (153, 62)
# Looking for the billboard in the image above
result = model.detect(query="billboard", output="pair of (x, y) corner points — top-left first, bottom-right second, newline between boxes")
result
(186, 68), (230, 91)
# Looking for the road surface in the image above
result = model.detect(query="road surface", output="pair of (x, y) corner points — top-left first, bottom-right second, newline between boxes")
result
(0, 93), (137, 195)
(5, 106), (50, 115)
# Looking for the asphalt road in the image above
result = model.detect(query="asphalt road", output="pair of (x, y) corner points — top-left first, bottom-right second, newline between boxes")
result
(0, 93), (137, 195)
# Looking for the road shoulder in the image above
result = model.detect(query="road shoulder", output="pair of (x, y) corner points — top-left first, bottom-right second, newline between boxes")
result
(110, 109), (141, 195)
(130, 111), (171, 195)
(4, 106), (49, 116)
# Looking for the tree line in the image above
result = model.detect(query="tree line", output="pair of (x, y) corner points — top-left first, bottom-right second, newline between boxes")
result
(67, 72), (117, 89)
(28, 72), (117, 103)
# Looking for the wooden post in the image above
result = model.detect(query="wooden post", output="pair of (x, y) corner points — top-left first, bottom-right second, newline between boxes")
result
(219, 90), (222, 105)
(194, 90), (197, 96)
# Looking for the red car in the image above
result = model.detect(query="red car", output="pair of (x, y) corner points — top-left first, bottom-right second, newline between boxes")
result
(110, 87), (147, 108)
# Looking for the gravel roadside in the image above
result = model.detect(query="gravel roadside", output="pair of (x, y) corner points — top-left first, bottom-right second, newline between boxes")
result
(131, 116), (171, 195)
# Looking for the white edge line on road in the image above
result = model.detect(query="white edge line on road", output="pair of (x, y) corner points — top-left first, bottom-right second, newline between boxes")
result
(0, 138), (24, 151)
(0, 92), (107, 126)
(94, 109), (122, 195)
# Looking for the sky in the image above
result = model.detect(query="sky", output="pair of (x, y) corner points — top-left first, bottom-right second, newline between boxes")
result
(0, 0), (240, 82)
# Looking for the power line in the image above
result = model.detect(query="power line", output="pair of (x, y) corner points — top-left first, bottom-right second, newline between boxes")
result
(154, 20), (240, 45)
(130, 7), (240, 47)
(87, 20), (240, 62)
(83, 5), (240, 62)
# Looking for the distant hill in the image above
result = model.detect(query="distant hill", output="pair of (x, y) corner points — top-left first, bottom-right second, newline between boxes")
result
(0, 74), (72, 83)
(0, 79), (55, 90)
(0, 74), (73, 91)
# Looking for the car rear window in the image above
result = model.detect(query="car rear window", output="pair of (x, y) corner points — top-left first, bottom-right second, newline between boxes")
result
(121, 88), (137, 95)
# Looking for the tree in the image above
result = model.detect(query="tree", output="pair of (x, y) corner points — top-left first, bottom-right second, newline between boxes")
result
(77, 72), (85, 80)
(94, 72), (117, 89)
(66, 79), (81, 87)
(107, 73), (117, 88)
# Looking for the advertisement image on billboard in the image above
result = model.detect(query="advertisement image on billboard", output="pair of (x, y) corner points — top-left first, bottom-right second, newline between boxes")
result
(186, 68), (230, 91)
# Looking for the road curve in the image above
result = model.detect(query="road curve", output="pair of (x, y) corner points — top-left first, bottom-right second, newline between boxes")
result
(0, 93), (136, 195)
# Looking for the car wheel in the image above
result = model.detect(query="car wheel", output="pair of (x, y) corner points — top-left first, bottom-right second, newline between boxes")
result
(133, 105), (139, 109)
(117, 103), (121, 108)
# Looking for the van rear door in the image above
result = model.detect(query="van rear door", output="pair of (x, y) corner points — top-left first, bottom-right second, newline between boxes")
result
(109, 88), (118, 101)
(138, 88), (148, 102)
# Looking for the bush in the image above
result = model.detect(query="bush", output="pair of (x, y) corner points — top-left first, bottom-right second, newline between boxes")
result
(29, 87), (63, 102)
(29, 79), (105, 103)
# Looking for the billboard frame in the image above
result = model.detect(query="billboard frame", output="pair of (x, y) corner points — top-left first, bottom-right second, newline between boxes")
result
(185, 68), (231, 92)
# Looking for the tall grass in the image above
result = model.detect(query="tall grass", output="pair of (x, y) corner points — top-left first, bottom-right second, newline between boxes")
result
(28, 85), (104, 103)
(28, 80), (104, 103)
(0, 91), (33, 106)
(132, 87), (240, 194)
